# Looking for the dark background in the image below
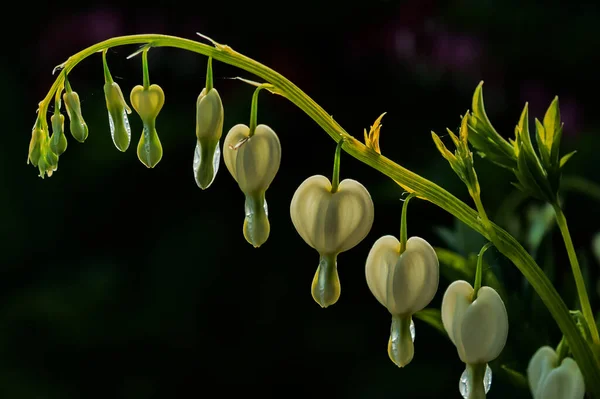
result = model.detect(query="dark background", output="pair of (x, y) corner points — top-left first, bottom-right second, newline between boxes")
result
(3, 1), (600, 397)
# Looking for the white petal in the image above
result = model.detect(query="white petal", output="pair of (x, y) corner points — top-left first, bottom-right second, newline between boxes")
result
(365, 235), (400, 308)
(537, 358), (585, 399)
(460, 286), (508, 364)
(290, 176), (374, 255)
(441, 280), (473, 361)
(388, 236), (439, 315)
(528, 346), (558, 397)
(223, 124), (281, 193)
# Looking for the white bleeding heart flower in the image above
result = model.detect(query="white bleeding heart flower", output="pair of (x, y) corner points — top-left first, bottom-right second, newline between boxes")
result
(441, 280), (508, 365)
(223, 123), (281, 248)
(290, 174), (374, 308)
(365, 235), (439, 367)
(528, 346), (585, 399)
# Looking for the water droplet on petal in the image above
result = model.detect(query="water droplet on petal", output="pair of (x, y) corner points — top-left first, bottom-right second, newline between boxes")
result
(459, 364), (492, 398)
(108, 109), (132, 150)
(108, 111), (115, 136)
(410, 319), (415, 342)
(212, 141), (221, 176)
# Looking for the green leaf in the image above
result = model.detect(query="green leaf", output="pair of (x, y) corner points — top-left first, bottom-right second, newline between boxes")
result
(467, 82), (517, 170)
(414, 308), (447, 337)
(431, 131), (456, 164)
(525, 202), (555, 255)
(500, 364), (529, 390)
(559, 150), (577, 168)
(542, 96), (561, 152)
(434, 247), (474, 282)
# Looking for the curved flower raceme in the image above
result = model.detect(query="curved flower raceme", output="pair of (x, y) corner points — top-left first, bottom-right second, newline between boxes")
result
(528, 346), (585, 399)
(223, 124), (281, 248)
(290, 175), (374, 308)
(194, 86), (224, 189)
(365, 236), (439, 367)
(442, 280), (508, 399)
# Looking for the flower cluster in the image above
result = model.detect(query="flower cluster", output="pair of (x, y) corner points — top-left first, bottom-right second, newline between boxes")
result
(26, 36), (592, 398)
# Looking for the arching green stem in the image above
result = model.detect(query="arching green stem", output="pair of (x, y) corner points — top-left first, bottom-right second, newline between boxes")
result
(330, 139), (344, 193)
(33, 35), (600, 396)
(399, 192), (417, 254)
(472, 242), (493, 300)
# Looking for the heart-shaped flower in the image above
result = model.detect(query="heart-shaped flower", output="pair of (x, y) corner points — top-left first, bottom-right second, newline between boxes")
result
(223, 123), (281, 248)
(130, 84), (165, 168)
(527, 346), (585, 399)
(366, 235), (439, 315)
(365, 235), (439, 367)
(441, 280), (508, 365)
(290, 174), (374, 307)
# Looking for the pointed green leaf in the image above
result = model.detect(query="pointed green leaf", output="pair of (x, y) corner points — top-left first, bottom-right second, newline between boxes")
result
(560, 150), (577, 169)
(543, 96), (561, 149)
(500, 365), (529, 390)
(535, 118), (551, 169)
(431, 131), (456, 163)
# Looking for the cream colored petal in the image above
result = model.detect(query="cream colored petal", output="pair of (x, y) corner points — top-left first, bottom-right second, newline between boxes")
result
(235, 124), (281, 193)
(537, 358), (585, 399)
(290, 176), (373, 254)
(460, 286), (508, 364)
(332, 179), (375, 253)
(223, 124), (250, 182)
(527, 346), (559, 398)
(388, 236), (439, 315)
(290, 175), (333, 251)
(441, 280), (473, 360)
(365, 235), (400, 309)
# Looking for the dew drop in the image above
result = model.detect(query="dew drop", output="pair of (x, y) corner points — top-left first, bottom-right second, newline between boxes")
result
(108, 109), (131, 150)
(212, 142), (221, 176)
(410, 319), (415, 342)
(459, 364), (492, 398)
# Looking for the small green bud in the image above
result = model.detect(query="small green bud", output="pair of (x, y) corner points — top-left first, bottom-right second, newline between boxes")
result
(50, 113), (67, 155)
(103, 50), (132, 152)
(194, 87), (224, 189)
(130, 84), (165, 168)
(63, 89), (89, 143)
(104, 81), (132, 152)
(27, 123), (45, 167)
